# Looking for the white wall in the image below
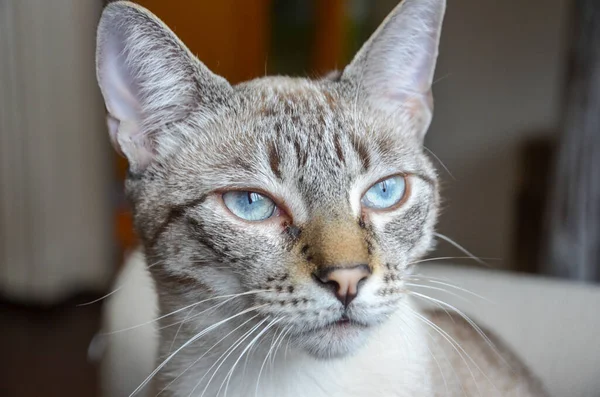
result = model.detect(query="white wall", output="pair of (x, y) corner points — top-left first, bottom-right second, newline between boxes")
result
(0, 0), (114, 303)
(426, 0), (571, 268)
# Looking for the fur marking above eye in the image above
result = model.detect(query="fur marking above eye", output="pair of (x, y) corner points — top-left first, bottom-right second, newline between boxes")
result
(268, 142), (282, 179)
(334, 134), (346, 165)
(351, 136), (371, 170)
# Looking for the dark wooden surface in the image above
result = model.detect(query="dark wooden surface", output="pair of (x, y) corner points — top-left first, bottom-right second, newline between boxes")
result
(0, 297), (102, 397)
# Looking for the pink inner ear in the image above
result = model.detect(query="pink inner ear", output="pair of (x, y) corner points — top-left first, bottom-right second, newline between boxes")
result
(106, 114), (155, 171)
(100, 36), (142, 123)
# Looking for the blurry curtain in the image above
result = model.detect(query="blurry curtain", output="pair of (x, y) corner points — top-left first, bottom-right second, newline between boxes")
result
(0, 0), (114, 303)
(543, 0), (600, 282)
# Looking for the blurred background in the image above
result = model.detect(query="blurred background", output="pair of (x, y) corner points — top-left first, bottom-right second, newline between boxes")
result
(1, 0), (598, 396)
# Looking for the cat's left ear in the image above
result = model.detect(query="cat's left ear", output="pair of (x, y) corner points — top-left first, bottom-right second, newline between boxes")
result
(96, 1), (233, 172)
(341, 0), (446, 139)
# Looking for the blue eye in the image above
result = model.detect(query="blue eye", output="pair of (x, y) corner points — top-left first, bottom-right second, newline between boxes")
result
(222, 191), (276, 221)
(361, 176), (407, 210)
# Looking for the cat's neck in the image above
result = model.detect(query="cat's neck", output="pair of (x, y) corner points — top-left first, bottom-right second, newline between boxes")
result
(153, 298), (432, 397)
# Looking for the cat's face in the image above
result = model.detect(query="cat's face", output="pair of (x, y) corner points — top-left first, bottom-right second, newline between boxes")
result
(97, 0), (445, 359)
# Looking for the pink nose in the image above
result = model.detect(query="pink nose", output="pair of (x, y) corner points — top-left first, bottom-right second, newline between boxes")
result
(313, 264), (371, 308)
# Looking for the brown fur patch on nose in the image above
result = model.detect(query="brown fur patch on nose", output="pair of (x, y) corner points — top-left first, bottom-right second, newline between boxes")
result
(304, 218), (369, 268)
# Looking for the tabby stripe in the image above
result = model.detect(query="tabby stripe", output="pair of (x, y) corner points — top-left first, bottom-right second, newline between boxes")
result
(149, 195), (207, 247)
(351, 136), (371, 170)
(268, 141), (282, 179)
(334, 134), (345, 165)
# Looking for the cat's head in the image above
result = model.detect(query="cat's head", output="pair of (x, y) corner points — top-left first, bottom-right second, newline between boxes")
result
(96, 0), (445, 359)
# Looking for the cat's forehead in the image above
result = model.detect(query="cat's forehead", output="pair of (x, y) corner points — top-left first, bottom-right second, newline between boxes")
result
(236, 76), (344, 127)
(166, 76), (431, 202)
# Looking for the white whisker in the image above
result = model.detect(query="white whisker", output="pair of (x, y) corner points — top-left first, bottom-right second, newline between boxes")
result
(254, 320), (287, 397)
(402, 302), (485, 397)
(77, 286), (123, 307)
(103, 290), (267, 335)
(410, 291), (511, 371)
(77, 259), (163, 306)
(270, 324), (291, 369)
(405, 275), (494, 303)
(129, 304), (267, 397)
(188, 318), (266, 397)
(157, 296), (237, 332)
(156, 313), (261, 396)
(168, 305), (198, 354)
(405, 282), (472, 304)
(199, 317), (275, 397)
(423, 145), (455, 180)
(398, 314), (450, 395)
(433, 233), (490, 267)
(408, 256), (499, 266)
(222, 317), (283, 397)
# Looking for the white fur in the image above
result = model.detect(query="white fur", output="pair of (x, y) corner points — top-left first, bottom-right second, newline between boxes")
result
(101, 251), (433, 397)
(100, 250), (158, 397)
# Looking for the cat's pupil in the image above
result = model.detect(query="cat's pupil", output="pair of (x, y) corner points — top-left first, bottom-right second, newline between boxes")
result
(380, 181), (388, 194)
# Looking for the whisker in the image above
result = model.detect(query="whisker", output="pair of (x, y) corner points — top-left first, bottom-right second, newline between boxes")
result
(188, 318), (267, 397)
(103, 290), (268, 335)
(397, 314), (451, 395)
(156, 313), (261, 396)
(433, 233), (491, 267)
(408, 256), (500, 266)
(410, 291), (512, 371)
(199, 318), (276, 397)
(168, 305), (198, 354)
(405, 275), (494, 303)
(432, 72), (453, 86)
(270, 324), (291, 369)
(76, 258), (163, 306)
(77, 286), (123, 307)
(222, 317), (283, 397)
(129, 304), (267, 397)
(406, 284), (458, 324)
(402, 303), (485, 397)
(423, 145), (455, 180)
(157, 296), (237, 332)
(405, 282), (472, 304)
(254, 320), (287, 397)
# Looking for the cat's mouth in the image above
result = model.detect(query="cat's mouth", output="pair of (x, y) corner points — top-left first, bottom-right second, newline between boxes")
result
(311, 314), (370, 335)
(331, 314), (367, 329)
(294, 314), (369, 337)
(293, 314), (373, 359)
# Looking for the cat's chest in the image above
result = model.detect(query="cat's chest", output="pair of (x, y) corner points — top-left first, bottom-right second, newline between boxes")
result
(157, 308), (433, 397)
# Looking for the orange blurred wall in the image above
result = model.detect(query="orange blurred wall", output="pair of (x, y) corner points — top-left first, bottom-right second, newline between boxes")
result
(135, 0), (271, 83)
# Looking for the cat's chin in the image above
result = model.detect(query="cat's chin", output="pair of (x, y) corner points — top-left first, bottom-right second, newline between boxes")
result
(295, 320), (373, 360)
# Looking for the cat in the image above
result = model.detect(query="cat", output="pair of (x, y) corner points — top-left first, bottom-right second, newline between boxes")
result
(96, 0), (547, 396)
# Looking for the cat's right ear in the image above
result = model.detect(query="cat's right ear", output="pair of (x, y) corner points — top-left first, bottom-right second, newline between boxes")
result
(96, 1), (232, 172)
(341, 0), (446, 140)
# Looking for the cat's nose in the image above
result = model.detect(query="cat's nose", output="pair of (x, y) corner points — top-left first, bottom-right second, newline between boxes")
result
(313, 264), (371, 308)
